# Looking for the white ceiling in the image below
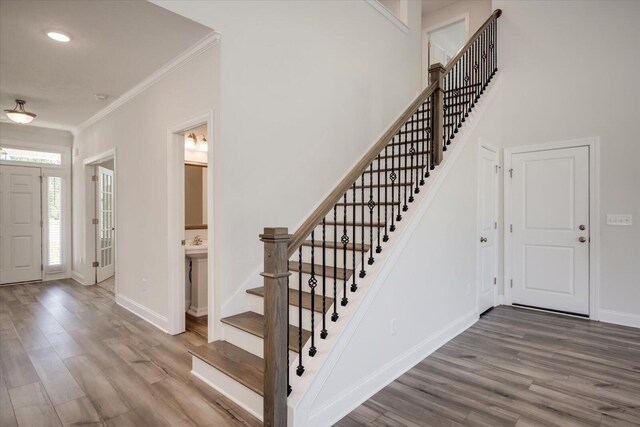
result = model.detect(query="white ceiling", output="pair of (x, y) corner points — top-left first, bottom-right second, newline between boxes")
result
(422, 0), (460, 15)
(0, 1), (212, 130)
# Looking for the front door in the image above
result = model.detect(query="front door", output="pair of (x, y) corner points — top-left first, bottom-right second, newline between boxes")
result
(95, 165), (115, 283)
(0, 165), (42, 284)
(478, 146), (498, 314)
(510, 146), (590, 315)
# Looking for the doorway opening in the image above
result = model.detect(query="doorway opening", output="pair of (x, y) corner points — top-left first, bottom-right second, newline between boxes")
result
(167, 111), (214, 339)
(84, 153), (116, 293)
(184, 124), (209, 340)
(422, 16), (468, 87)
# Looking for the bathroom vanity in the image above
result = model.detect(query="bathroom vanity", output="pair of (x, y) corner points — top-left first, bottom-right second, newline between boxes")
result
(185, 239), (208, 317)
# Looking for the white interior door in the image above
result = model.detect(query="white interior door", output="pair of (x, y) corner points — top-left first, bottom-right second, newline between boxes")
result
(95, 166), (115, 283)
(478, 146), (498, 314)
(510, 146), (590, 315)
(0, 165), (42, 285)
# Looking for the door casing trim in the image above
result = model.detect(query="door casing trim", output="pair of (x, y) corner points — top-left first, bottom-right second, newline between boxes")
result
(503, 137), (600, 320)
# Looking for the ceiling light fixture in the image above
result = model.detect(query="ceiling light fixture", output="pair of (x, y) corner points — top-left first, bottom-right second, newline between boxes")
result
(47, 31), (71, 43)
(4, 100), (36, 124)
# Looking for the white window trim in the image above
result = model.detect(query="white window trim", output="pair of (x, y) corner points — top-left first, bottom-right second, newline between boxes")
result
(365, 0), (410, 34)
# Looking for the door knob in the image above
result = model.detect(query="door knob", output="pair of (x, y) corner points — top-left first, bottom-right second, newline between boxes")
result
(579, 224), (586, 230)
(480, 237), (487, 243)
(578, 236), (587, 243)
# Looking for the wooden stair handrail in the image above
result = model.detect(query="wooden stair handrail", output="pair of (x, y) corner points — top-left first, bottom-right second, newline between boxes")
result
(444, 9), (502, 73)
(287, 80), (438, 256)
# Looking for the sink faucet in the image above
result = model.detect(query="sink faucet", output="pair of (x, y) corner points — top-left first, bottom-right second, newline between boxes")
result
(192, 235), (203, 246)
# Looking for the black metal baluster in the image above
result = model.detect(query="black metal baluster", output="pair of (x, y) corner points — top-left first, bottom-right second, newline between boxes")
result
(383, 146), (389, 242)
(368, 163), (375, 264)
(430, 92), (435, 171)
(321, 219), (327, 339)
(308, 232), (317, 357)
(297, 247), (304, 376)
(397, 130), (404, 220)
(418, 104), (425, 187)
(332, 206), (339, 321)
(402, 125), (408, 212)
(358, 176), (365, 280)
(376, 153), (383, 252)
(390, 136), (397, 230)
(420, 103), (426, 184)
(341, 193), (348, 306)
(287, 260), (291, 394)
(409, 115), (415, 203)
(465, 49), (471, 117)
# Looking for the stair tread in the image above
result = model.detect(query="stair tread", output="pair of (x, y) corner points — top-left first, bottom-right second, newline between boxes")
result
(302, 240), (371, 252)
(221, 311), (310, 352)
(190, 340), (264, 397)
(290, 260), (354, 280)
(247, 286), (334, 313)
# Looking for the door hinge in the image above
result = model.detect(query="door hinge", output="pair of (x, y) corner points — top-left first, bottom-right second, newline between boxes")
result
(508, 168), (513, 178)
(510, 224), (513, 233)
(92, 175), (98, 182)
(92, 261), (99, 268)
(510, 279), (513, 288)
(41, 264), (43, 271)
(39, 176), (43, 183)
(92, 218), (99, 225)
(181, 240), (186, 246)
(494, 221), (497, 229)
(494, 277), (497, 285)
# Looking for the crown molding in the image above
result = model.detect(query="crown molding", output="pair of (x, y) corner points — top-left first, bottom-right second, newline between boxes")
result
(74, 31), (221, 135)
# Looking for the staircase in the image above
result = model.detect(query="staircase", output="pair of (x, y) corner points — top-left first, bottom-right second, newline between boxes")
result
(191, 9), (502, 426)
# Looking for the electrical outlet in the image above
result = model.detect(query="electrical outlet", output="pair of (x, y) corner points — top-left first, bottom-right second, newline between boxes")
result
(606, 214), (632, 226)
(391, 318), (397, 336)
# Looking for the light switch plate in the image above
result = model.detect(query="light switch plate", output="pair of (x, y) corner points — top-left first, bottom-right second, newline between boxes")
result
(606, 214), (632, 226)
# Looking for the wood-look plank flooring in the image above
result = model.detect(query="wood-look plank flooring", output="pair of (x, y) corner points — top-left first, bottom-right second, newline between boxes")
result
(0, 280), (260, 427)
(337, 306), (640, 427)
(186, 314), (208, 340)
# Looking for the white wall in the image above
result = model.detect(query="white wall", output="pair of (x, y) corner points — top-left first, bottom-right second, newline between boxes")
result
(153, 0), (423, 334)
(0, 122), (72, 147)
(71, 45), (220, 326)
(493, 0), (640, 324)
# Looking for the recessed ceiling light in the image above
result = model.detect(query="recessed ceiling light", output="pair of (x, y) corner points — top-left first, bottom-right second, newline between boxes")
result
(47, 31), (71, 43)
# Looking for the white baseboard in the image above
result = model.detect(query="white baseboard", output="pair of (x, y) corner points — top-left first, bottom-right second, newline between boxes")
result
(187, 306), (208, 317)
(304, 309), (478, 427)
(598, 309), (640, 329)
(495, 294), (505, 306)
(71, 270), (86, 285)
(116, 294), (169, 333)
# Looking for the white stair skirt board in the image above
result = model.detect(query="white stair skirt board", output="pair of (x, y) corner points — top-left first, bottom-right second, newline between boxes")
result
(221, 322), (298, 361)
(287, 73), (504, 426)
(191, 356), (263, 422)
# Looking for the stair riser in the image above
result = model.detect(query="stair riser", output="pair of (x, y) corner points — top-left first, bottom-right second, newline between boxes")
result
(248, 292), (336, 330)
(222, 322), (298, 361)
(191, 356), (263, 422)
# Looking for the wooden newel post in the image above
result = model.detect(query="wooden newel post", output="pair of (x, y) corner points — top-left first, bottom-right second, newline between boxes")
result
(429, 62), (446, 166)
(260, 227), (291, 427)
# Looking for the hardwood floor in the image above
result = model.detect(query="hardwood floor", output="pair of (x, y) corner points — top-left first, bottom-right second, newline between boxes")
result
(0, 279), (260, 427)
(186, 314), (208, 340)
(337, 306), (640, 427)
